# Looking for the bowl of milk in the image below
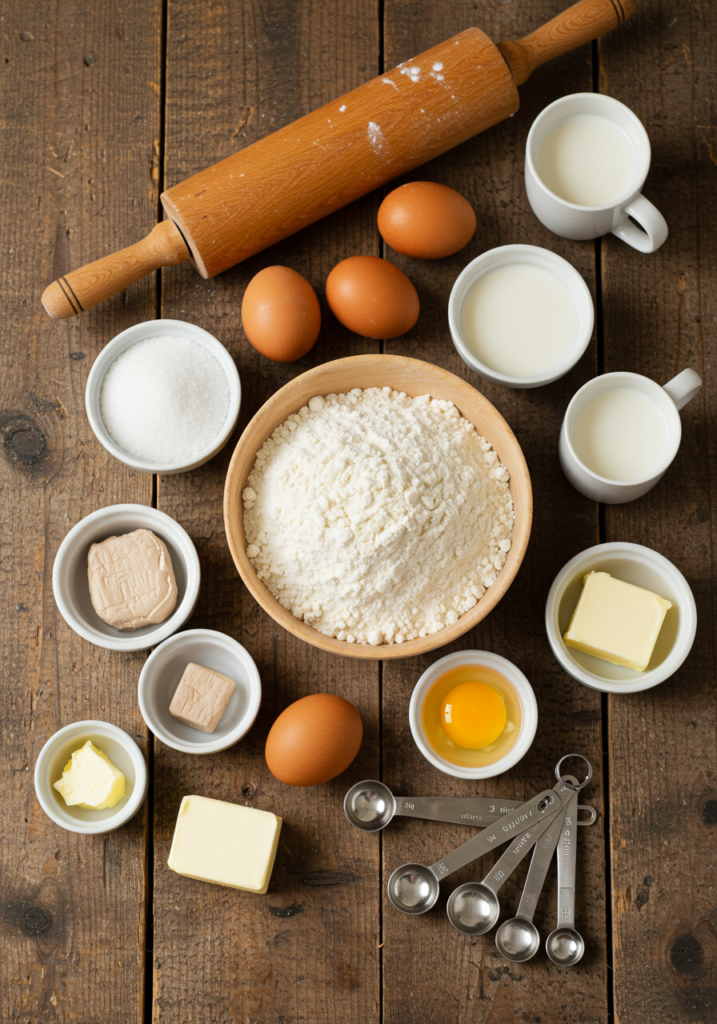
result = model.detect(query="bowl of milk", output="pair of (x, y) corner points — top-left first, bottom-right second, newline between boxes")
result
(448, 244), (594, 388)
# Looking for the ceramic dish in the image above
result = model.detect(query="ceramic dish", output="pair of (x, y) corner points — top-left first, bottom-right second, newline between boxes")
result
(53, 504), (201, 652)
(85, 318), (241, 474)
(223, 353), (532, 660)
(447, 244), (594, 388)
(545, 542), (697, 693)
(137, 629), (262, 754)
(409, 650), (538, 779)
(34, 720), (148, 834)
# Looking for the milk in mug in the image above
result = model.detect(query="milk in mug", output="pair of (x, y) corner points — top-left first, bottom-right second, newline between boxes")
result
(570, 386), (669, 481)
(536, 114), (637, 207)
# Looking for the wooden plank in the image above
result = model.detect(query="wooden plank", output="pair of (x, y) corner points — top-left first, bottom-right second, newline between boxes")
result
(153, 3), (381, 1021)
(381, 2), (609, 1021)
(599, 3), (717, 1022)
(0, 2), (161, 1021)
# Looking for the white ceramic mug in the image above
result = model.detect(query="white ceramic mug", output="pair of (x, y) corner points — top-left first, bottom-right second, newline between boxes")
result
(525, 93), (668, 254)
(560, 369), (702, 503)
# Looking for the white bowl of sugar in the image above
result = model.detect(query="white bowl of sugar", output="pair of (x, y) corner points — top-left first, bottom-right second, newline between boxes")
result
(86, 319), (241, 474)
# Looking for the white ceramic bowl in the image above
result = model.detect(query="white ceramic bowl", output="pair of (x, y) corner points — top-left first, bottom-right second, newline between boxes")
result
(137, 629), (262, 754)
(86, 318), (241, 474)
(53, 503), (201, 652)
(448, 244), (594, 389)
(545, 542), (697, 693)
(34, 720), (148, 834)
(409, 650), (538, 779)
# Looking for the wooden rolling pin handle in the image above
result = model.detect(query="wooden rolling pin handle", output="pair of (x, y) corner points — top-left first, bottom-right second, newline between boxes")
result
(498, 0), (635, 87)
(41, 219), (189, 319)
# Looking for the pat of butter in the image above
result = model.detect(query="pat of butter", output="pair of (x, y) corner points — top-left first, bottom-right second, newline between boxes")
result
(564, 571), (672, 672)
(168, 795), (282, 894)
(53, 740), (126, 809)
(88, 528), (177, 631)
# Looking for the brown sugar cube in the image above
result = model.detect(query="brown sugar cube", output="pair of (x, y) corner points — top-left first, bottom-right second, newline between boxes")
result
(169, 662), (236, 734)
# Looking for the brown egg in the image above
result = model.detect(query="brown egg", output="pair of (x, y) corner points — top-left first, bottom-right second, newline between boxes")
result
(325, 255), (419, 339)
(241, 265), (321, 362)
(265, 693), (363, 787)
(378, 181), (477, 259)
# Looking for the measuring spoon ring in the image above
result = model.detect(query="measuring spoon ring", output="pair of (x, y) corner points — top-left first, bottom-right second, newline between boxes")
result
(495, 777), (579, 961)
(387, 788), (564, 917)
(448, 778), (577, 938)
(545, 789), (585, 966)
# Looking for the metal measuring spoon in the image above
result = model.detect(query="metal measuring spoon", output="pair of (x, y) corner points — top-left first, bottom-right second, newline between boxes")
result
(446, 805), (560, 936)
(447, 777), (579, 937)
(344, 780), (524, 833)
(386, 788), (564, 917)
(344, 779), (596, 834)
(545, 788), (585, 966)
(495, 777), (580, 962)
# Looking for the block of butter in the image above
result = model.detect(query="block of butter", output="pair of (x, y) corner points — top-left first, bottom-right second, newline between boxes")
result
(88, 528), (177, 631)
(169, 662), (236, 733)
(564, 571), (672, 671)
(53, 740), (126, 809)
(168, 795), (282, 893)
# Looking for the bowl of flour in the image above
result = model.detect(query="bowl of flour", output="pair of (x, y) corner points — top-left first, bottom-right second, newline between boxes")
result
(224, 355), (532, 660)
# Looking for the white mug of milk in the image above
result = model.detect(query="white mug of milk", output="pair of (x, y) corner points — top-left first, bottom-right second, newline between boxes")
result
(525, 93), (668, 254)
(560, 369), (702, 503)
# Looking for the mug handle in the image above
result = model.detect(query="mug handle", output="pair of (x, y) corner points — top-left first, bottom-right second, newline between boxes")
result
(663, 368), (702, 411)
(611, 194), (669, 254)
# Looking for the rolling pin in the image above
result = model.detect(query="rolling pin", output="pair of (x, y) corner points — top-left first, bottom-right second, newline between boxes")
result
(42, 0), (634, 319)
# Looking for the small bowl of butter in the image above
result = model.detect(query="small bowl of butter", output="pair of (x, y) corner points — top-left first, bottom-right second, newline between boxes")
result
(448, 243), (594, 389)
(545, 541), (697, 693)
(53, 503), (201, 652)
(34, 720), (148, 834)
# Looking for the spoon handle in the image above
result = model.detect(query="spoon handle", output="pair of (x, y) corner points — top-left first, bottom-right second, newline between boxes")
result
(556, 791), (579, 930)
(515, 791), (573, 921)
(482, 807), (564, 897)
(396, 796), (522, 826)
(429, 789), (565, 880)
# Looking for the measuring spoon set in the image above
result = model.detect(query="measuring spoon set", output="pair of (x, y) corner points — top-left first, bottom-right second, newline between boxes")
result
(344, 754), (595, 965)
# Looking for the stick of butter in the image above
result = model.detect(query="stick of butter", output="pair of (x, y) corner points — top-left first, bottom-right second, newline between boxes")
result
(53, 740), (126, 809)
(564, 571), (672, 672)
(168, 795), (282, 894)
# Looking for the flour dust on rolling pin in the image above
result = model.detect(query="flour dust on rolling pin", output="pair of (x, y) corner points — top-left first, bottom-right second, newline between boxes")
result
(40, 0), (635, 318)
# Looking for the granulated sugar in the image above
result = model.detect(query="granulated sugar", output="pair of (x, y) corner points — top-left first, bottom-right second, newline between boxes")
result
(243, 387), (514, 645)
(100, 336), (230, 465)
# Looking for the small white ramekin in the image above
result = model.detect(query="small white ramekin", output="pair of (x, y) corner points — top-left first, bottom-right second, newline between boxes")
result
(53, 503), (201, 652)
(409, 650), (538, 780)
(545, 542), (697, 694)
(86, 318), (241, 474)
(448, 244), (594, 389)
(137, 629), (262, 754)
(34, 720), (148, 834)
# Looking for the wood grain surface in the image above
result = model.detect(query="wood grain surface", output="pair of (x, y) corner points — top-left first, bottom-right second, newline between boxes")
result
(1, 1), (715, 1023)
(0, 2), (161, 1022)
(598, 3), (717, 1022)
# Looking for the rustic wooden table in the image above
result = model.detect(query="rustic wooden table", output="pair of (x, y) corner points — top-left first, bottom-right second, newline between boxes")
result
(2, 1), (715, 1022)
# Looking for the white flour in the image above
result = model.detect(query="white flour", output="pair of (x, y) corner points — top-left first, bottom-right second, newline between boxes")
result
(243, 388), (514, 645)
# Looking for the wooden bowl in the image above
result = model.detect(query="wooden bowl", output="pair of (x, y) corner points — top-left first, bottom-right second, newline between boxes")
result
(223, 355), (532, 659)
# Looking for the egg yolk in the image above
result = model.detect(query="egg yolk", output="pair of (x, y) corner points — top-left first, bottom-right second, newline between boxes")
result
(440, 681), (507, 749)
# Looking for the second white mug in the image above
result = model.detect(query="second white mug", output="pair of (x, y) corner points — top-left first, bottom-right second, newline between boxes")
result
(525, 93), (668, 254)
(560, 368), (702, 503)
